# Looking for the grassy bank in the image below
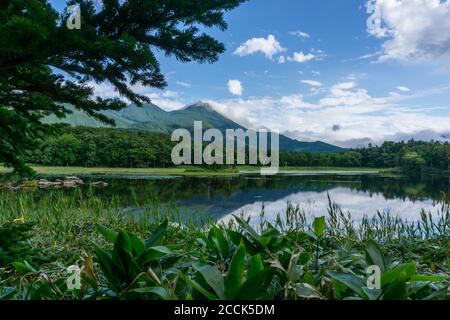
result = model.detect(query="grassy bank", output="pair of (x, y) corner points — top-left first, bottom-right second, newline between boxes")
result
(0, 165), (381, 178)
(0, 190), (448, 300)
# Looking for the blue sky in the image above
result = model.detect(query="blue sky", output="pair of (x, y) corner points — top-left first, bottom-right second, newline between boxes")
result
(51, 0), (450, 147)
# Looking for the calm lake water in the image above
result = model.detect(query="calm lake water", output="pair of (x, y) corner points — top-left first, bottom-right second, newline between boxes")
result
(7, 172), (448, 225)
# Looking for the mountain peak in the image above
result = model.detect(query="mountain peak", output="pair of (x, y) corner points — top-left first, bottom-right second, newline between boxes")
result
(184, 101), (216, 111)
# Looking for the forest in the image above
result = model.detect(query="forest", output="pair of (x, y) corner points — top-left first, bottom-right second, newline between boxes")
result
(24, 126), (450, 175)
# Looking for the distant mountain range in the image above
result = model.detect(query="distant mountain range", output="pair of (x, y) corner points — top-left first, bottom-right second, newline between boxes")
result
(44, 102), (344, 153)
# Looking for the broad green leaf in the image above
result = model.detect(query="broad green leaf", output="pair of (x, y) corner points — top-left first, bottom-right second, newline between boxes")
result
(145, 219), (168, 247)
(327, 271), (365, 295)
(187, 277), (219, 300)
(210, 226), (230, 257)
(225, 241), (246, 299)
(195, 264), (225, 299)
(287, 253), (302, 282)
(137, 246), (172, 264)
(235, 269), (274, 300)
(94, 243), (121, 293)
(128, 232), (146, 256)
(382, 263), (416, 286)
(365, 240), (386, 272)
(247, 254), (264, 280)
(95, 224), (118, 243)
(112, 230), (133, 275)
(312, 216), (326, 238)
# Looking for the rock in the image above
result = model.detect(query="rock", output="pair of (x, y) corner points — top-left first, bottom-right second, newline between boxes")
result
(38, 179), (53, 187)
(63, 176), (84, 186)
(91, 181), (108, 187)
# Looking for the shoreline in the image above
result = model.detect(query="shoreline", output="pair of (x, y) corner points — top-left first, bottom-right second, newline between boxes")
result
(0, 165), (382, 178)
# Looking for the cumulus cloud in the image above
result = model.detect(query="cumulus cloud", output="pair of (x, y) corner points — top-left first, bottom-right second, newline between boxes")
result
(228, 80), (243, 96)
(234, 35), (286, 60)
(366, 0), (450, 62)
(396, 86), (410, 92)
(301, 80), (323, 87)
(289, 30), (310, 38)
(288, 51), (316, 63)
(204, 80), (450, 147)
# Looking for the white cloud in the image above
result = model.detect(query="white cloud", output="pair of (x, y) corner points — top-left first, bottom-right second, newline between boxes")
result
(234, 35), (286, 60)
(301, 80), (322, 87)
(289, 30), (310, 39)
(278, 55), (286, 64)
(396, 86), (410, 92)
(228, 80), (243, 96)
(205, 80), (450, 147)
(288, 51), (316, 63)
(367, 0), (450, 62)
(175, 81), (191, 88)
(89, 79), (450, 148)
(90, 81), (185, 111)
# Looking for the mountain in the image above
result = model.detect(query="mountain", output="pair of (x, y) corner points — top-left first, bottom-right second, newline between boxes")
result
(44, 102), (344, 152)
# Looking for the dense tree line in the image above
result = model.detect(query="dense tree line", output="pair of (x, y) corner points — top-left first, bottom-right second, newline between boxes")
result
(25, 127), (450, 174)
(26, 127), (174, 168)
(281, 140), (450, 174)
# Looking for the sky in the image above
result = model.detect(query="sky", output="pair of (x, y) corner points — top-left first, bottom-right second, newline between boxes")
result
(51, 0), (450, 148)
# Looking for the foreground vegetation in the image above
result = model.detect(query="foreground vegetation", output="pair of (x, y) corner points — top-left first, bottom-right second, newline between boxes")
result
(0, 190), (448, 300)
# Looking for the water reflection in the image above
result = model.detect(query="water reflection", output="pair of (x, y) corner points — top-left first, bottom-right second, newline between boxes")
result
(3, 173), (449, 224)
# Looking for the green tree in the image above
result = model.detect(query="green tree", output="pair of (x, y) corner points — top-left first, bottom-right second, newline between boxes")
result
(0, 0), (246, 175)
(400, 152), (426, 175)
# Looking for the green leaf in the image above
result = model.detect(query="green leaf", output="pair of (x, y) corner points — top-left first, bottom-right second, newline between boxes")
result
(410, 274), (448, 282)
(296, 283), (322, 299)
(382, 263), (416, 286)
(225, 240), (246, 298)
(382, 280), (407, 300)
(111, 230), (133, 275)
(131, 286), (170, 300)
(327, 271), (365, 295)
(94, 243), (121, 293)
(299, 251), (311, 265)
(12, 261), (36, 273)
(247, 254), (264, 280)
(287, 253), (302, 282)
(95, 224), (118, 243)
(312, 216), (326, 238)
(145, 219), (168, 247)
(128, 232), (146, 257)
(210, 226), (230, 257)
(137, 246), (172, 264)
(195, 264), (225, 299)
(235, 269), (274, 300)
(365, 240), (386, 272)
(187, 277), (219, 300)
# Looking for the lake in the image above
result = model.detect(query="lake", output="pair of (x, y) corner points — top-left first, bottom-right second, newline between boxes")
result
(4, 172), (448, 225)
